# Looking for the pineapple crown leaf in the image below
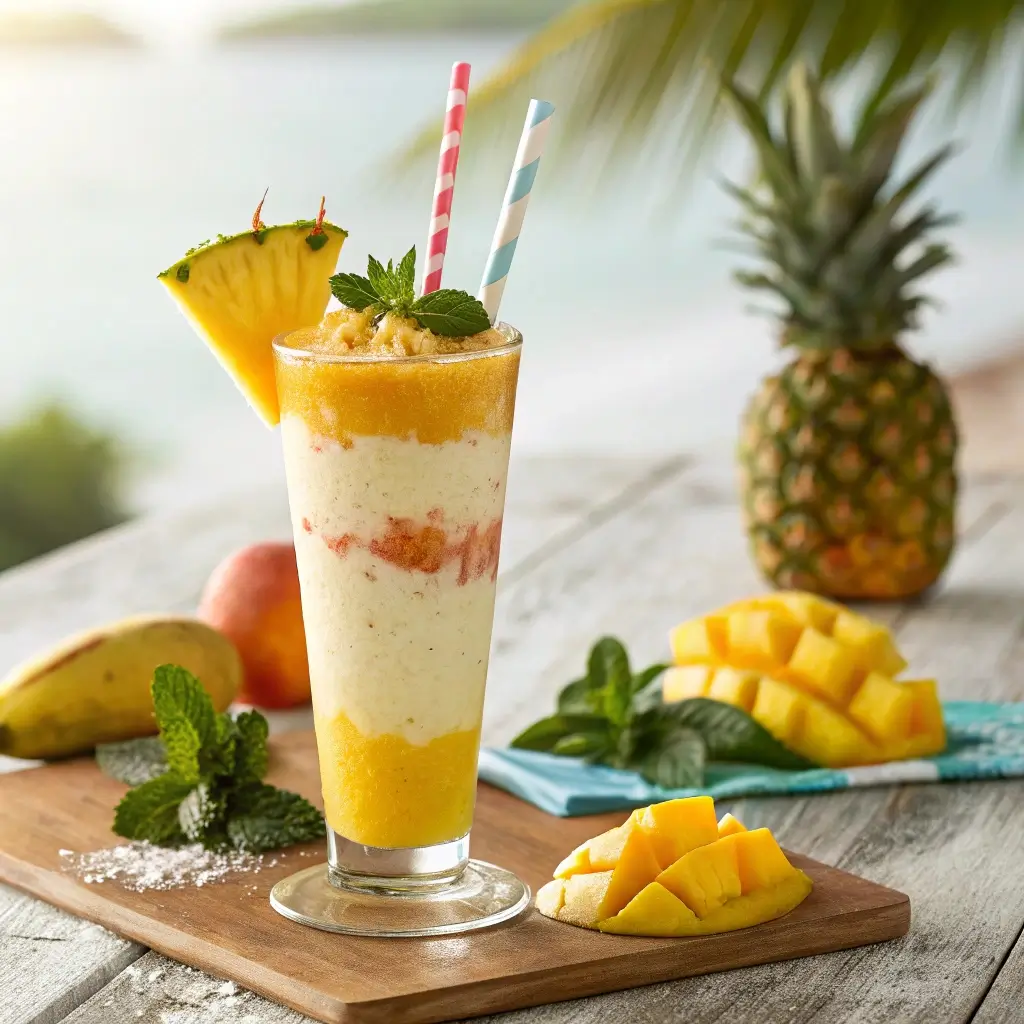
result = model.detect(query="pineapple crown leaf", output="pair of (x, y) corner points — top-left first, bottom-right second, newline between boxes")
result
(329, 249), (492, 338)
(721, 62), (958, 353)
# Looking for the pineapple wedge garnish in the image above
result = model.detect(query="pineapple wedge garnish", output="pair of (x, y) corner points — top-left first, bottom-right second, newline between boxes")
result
(159, 197), (347, 426)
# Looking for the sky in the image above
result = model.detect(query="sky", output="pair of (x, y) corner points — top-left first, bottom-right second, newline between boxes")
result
(0, 0), (349, 42)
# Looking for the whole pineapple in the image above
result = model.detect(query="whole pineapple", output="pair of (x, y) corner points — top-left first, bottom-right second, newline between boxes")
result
(726, 66), (959, 600)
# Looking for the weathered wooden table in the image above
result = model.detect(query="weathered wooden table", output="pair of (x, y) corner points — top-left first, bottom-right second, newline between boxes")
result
(2, 455), (1023, 1024)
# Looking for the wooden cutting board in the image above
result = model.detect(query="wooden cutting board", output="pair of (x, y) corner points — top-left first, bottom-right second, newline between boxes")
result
(0, 731), (909, 1024)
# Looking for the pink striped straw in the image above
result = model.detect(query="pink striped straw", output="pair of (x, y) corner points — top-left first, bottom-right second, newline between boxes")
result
(420, 61), (471, 296)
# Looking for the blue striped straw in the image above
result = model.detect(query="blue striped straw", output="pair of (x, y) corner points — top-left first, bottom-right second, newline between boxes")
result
(478, 98), (555, 323)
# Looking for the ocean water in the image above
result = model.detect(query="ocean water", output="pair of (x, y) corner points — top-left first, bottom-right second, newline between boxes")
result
(1, 37), (1022, 511)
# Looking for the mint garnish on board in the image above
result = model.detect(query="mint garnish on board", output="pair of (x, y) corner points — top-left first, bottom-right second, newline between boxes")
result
(511, 637), (817, 789)
(106, 665), (324, 853)
(330, 246), (492, 337)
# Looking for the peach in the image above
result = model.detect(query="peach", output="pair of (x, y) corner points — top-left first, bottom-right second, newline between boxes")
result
(198, 542), (310, 709)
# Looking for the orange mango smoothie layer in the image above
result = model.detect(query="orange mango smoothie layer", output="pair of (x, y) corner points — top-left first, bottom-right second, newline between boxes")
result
(274, 310), (520, 446)
(316, 710), (481, 848)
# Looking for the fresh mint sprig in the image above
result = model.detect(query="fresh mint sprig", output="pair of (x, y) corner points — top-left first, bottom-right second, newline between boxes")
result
(330, 246), (492, 337)
(511, 637), (817, 789)
(104, 665), (324, 854)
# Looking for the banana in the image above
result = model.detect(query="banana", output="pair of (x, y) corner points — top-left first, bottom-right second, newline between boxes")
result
(0, 615), (242, 759)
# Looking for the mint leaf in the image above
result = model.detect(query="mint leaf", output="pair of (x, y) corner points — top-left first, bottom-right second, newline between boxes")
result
(510, 713), (608, 752)
(151, 665), (215, 747)
(163, 719), (202, 784)
(638, 729), (706, 789)
(665, 698), (818, 770)
(206, 712), (238, 777)
(366, 256), (394, 302)
(557, 676), (601, 715)
(410, 289), (491, 336)
(330, 272), (381, 312)
(113, 775), (194, 844)
(632, 662), (669, 696)
(551, 731), (611, 758)
(393, 246), (416, 305)
(588, 637), (633, 728)
(226, 784), (325, 853)
(178, 782), (227, 843)
(233, 710), (269, 784)
(96, 737), (167, 785)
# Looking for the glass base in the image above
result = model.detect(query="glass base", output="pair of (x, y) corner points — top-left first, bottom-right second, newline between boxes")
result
(270, 859), (531, 937)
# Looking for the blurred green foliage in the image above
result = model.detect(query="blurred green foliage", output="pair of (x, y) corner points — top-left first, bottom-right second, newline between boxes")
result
(0, 405), (130, 572)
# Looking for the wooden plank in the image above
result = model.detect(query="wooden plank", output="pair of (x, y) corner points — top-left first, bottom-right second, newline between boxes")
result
(0, 455), (675, 1024)
(0, 735), (909, 1024)
(972, 927), (1024, 1024)
(0, 889), (143, 1024)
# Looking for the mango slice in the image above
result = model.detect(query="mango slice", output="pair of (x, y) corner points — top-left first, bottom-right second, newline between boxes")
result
(665, 593), (945, 767)
(635, 796), (719, 868)
(717, 812), (747, 838)
(538, 798), (813, 937)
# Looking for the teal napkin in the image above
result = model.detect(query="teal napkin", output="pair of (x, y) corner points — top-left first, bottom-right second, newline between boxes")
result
(478, 701), (1024, 817)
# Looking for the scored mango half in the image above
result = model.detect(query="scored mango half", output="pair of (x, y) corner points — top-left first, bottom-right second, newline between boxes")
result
(536, 797), (812, 936)
(664, 592), (945, 767)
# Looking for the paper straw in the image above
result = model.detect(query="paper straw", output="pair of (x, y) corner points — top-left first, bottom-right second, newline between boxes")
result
(421, 61), (471, 296)
(478, 98), (555, 324)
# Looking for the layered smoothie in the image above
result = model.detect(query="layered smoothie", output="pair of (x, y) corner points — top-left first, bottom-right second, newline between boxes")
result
(274, 309), (521, 850)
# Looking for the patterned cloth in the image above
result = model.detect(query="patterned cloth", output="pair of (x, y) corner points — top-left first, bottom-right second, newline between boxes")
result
(478, 702), (1024, 817)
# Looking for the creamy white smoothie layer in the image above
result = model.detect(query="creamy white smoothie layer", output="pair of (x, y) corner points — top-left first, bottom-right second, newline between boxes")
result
(281, 414), (512, 745)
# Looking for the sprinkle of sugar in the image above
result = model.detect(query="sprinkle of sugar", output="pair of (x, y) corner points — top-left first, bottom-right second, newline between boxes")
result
(60, 842), (274, 892)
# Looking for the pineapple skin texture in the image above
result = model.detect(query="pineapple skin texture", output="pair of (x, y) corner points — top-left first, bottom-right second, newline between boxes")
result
(739, 349), (958, 601)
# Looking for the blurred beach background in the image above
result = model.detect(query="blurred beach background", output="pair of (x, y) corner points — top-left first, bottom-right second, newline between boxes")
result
(1, 0), (1023, 567)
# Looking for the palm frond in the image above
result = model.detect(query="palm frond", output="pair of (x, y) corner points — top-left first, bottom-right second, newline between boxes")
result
(396, 0), (1024, 181)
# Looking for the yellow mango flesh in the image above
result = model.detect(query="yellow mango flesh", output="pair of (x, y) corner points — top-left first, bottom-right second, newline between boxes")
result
(635, 796), (719, 868)
(315, 710), (479, 848)
(662, 665), (713, 702)
(666, 593), (945, 767)
(656, 837), (742, 916)
(717, 813), (747, 838)
(539, 798), (812, 937)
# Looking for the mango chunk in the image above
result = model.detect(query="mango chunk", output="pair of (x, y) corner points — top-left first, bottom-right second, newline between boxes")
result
(662, 665), (713, 702)
(656, 838), (742, 918)
(763, 591), (840, 633)
(668, 594), (938, 769)
(723, 827), (796, 893)
(708, 667), (761, 711)
(894, 679), (946, 758)
(536, 878), (566, 917)
(751, 676), (806, 748)
(539, 797), (814, 937)
(832, 608), (907, 677)
(670, 617), (727, 664)
(553, 840), (595, 879)
(848, 671), (914, 742)
(785, 628), (860, 705)
(636, 796), (719, 869)
(599, 882), (699, 936)
(799, 697), (880, 767)
(717, 812), (747, 838)
(557, 871), (614, 928)
(727, 610), (801, 672)
(698, 871), (813, 934)
(586, 821), (642, 871)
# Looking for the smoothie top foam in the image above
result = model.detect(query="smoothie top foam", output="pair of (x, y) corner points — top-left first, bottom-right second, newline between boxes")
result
(283, 308), (510, 359)
(274, 313), (521, 446)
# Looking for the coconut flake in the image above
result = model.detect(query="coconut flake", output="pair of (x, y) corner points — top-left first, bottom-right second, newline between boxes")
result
(60, 842), (271, 892)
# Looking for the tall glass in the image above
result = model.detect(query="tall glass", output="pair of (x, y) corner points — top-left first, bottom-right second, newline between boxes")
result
(267, 325), (530, 936)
